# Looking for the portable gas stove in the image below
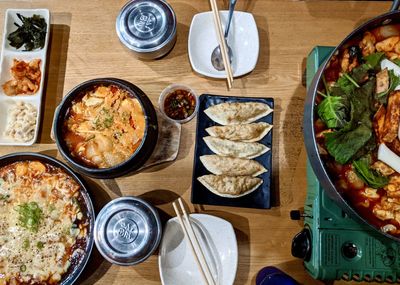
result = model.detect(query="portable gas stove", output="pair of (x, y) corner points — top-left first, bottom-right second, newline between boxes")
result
(291, 47), (400, 283)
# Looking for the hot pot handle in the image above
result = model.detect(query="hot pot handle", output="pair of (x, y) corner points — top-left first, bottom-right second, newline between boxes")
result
(391, 0), (400, 11)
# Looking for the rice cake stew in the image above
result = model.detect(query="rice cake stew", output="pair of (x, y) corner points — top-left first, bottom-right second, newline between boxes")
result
(63, 85), (146, 169)
(315, 25), (400, 237)
(0, 161), (89, 284)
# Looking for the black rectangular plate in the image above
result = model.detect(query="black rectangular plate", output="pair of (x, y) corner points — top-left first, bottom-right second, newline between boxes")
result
(191, 94), (274, 209)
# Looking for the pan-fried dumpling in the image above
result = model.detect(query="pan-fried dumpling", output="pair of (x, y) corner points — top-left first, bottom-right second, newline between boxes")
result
(204, 102), (273, 125)
(200, 155), (267, 176)
(197, 175), (262, 198)
(206, 122), (272, 142)
(203, 136), (269, 159)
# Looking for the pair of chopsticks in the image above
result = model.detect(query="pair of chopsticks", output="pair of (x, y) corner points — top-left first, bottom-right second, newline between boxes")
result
(172, 198), (216, 285)
(209, 0), (234, 89)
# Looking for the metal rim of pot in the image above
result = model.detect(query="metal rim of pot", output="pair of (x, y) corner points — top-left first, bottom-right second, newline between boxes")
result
(304, 0), (400, 242)
(0, 152), (95, 285)
(54, 78), (158, 179)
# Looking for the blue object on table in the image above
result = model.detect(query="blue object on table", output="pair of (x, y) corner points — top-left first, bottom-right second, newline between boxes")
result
(256, 266), (298, 285)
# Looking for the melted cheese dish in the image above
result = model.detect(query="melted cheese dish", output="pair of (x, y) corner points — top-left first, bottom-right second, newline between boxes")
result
(63, 85), (146, 168)
(0, 161), (88, 285)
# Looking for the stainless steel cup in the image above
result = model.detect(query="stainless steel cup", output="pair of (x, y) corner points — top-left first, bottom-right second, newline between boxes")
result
(116, 0), (177, 59)
(94, 196), (162, 265)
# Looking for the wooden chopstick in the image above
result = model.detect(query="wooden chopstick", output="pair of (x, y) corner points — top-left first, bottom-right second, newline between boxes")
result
(209, 0), (234, 89)
(177, 198), (216, 285)
(172, 200), (216, 285)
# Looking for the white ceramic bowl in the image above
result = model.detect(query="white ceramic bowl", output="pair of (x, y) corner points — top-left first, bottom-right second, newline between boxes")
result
(188, 11), (259, 79)
(158, 214), (238, 285)
(158, 83), (199, 124)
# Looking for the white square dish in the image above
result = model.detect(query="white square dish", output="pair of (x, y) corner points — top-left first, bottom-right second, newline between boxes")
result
(159, 214), (238, 285)
(188, 11), (259, 79)
(0, 9), (50, 146)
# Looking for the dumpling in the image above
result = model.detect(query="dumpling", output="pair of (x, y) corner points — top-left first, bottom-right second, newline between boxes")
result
(204, 102), (273, 125)
(200, 155), (267, 176)
(197, 175), (262, 198)
(205, 122), (272, 142)
(203, 136), (269, 159)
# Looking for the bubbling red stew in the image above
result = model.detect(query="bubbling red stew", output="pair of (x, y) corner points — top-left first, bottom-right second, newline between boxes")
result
(63, 85), (146, 169)
(316, 24), (400, 237)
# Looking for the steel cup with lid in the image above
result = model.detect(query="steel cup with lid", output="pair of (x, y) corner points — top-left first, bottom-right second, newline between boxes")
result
(116, 0), (177, 59)
(94, 196), (162, 265)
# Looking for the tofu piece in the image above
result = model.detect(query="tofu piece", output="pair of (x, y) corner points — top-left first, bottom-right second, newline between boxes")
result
(383, 91), (400, 143)
(373, 105), (386, 143)
(387, 138), (400, 156)
(376, 36), (400, 52)
(372, 161), (395, 176)
(376, 68), (389, 94)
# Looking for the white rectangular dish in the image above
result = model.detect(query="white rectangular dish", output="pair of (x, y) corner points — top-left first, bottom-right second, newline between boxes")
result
(0, 8), (50, 145)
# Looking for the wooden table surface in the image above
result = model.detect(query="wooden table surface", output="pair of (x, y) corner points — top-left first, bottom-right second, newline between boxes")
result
(0, 0), (396, 284)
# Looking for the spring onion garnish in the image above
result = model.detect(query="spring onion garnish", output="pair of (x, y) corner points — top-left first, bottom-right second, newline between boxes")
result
(16, 202), (43, 232)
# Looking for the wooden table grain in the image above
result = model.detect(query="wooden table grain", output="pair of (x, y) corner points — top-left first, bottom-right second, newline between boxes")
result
(0, 1), (394, 284)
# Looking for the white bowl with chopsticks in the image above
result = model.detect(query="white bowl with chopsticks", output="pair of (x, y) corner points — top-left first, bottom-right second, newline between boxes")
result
(188, 11), (259, 79)
(158, 213), (238, 285)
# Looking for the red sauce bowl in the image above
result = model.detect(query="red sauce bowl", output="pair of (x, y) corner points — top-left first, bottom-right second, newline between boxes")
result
(158, 84), (199, 124)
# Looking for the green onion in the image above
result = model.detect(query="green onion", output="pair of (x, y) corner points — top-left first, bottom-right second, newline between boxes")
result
(16, 202), (43, 232)
(48, 204), (56, 213)
(37, 241), (44, 249)
(20, 264), (26, 272)
(0, 194), (9, 200)
(23, 239), (30, 249)
(317, 90), (328, 98)
(343, 73), (360, 88)
(322, 75), (331, 96)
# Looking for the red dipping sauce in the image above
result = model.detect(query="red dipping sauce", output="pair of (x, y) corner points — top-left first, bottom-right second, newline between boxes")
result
(163, 89), (196, 120)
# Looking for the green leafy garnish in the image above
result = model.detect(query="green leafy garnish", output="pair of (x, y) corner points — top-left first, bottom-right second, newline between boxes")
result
(7, 13), (47, 51)
(393, 58), (400, 67)
(351, 78), (376, 123)
(343, 73), (360, 88)
(351, 64), (371, 84)
(353, 155), (389, 188)
(16, 202), (43, 232)
(337, 74), (357, 95)
(36, 241), (44, 249)
(317, 95), (349, 128)
(376, 69), (400, 104)
(364, 52), (385, 70)
(325, 124), (372, 164)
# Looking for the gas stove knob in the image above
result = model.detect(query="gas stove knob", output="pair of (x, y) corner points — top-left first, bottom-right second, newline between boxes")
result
(342, 242), (358, 259)
(291, 228), (311, 261)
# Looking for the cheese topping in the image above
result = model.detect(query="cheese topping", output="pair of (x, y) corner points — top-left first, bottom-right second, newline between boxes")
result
(0, 161), (88, 284)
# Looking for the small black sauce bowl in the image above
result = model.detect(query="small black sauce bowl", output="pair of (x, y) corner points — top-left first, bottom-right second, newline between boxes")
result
(53, 78), (158, 179)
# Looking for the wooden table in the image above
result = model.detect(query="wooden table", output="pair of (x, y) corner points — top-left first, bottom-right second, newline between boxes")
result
(0, 0), (395, 284)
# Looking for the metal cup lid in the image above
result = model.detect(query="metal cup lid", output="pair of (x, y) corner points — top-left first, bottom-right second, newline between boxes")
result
(94, 196), (162, 265)
(116, 0), (177, 52)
